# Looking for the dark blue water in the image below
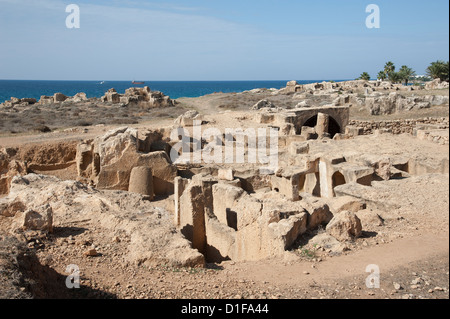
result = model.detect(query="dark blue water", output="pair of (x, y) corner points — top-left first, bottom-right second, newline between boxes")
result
(0, 80), (346, 103)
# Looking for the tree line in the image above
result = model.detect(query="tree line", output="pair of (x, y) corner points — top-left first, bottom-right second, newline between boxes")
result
(357, 60), (449, 84)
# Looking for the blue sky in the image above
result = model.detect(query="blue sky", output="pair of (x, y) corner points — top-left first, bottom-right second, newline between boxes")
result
(0, 0), (448, 80)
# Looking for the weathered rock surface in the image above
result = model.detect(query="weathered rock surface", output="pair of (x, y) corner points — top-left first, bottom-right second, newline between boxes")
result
(174, 110), (202, 126)
(16, 204), (53, 233)
(101, 86), (175, 108)
(128, 166), (154, 199)
(425, 79), (449, 90)
(77, 127), (177, 195)
(252, 99), (276, 110)
(0, 174), (205, 268)
(0, 157), (27, 195)
(0, 97), (37, 108)
(326, 210), (362, 242)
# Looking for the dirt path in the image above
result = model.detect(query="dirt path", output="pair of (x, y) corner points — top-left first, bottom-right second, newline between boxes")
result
(36, 230), (447, 300)
(230, 233), (449, 286)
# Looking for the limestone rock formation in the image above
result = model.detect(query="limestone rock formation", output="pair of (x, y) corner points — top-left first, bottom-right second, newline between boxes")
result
(0, 151), (27, 195)
(252, 99), (276, 110)
(326, 210), (363, 242)
(174, 110), (203, 126)
(0, 174), (204, 268)
(128, 166), (154, 199)
(101, 86), (175, 108)
(364, 92), (449, 115)
(76, 127), (177, 195)
(0, 97), (37, 108)
(425, 79), (449, 90)
(16, 204), (53, 233)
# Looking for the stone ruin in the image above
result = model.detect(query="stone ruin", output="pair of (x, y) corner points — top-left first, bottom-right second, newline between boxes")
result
(1, 86), (175, 109)
(252, 80), (450, 116)
(281, 79), (422, 94)
(425, 78), (450, 90)
(63, 106), (356, 263)
(169, 129), (448, 263)
(0, 92), (88, 108)
(101, 87), (175, 108)
(57, 102), (443, 263)
(253, 105), (350, 139)
(1, 81), (449, 268)
(76, 126), (177, 195)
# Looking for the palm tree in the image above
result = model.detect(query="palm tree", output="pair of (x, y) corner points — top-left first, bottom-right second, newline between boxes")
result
(377, 71), (387, 81)
(384, 61), (396, 82)
(398, 65), (416, 85)
(426, 60), (449, 82)
(357, 72), (371, 81)
(384, 61), (395, 74)
(389, 72), (403, 84)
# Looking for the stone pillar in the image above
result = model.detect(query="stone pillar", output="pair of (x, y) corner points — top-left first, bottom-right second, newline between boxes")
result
(316, 113), (330, 137)
(128, 166), (154, 200)
(174, 176), (188, 226)
(180, 185), (206, 255)
(319, 160), (332, 198)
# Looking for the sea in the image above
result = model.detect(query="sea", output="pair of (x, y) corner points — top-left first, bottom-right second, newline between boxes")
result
(0, 80), (347, 103)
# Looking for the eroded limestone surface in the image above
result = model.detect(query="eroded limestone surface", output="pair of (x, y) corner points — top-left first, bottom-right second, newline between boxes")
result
(1, 80), (449, 269)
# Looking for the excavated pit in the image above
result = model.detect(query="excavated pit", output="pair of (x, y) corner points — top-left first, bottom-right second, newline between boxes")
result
(1, 105), (449, 265)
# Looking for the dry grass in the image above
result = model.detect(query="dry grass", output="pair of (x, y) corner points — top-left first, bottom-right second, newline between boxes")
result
(0, 99), (186, 134)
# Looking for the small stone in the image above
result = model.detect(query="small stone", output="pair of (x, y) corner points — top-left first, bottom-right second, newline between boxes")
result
(218, 169), (235, 181)
(434, 287), (444, 291)
(393, 282), (402, 290)
(303, 271), (310, 275)
(84, 248), (98, 257)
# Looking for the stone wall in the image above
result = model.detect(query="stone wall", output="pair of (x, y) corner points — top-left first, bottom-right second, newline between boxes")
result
(348, 117), (449, 136)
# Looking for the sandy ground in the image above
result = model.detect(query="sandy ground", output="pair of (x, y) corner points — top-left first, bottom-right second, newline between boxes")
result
(0, 90), (449, 300)
(15, 171), (444, 300)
